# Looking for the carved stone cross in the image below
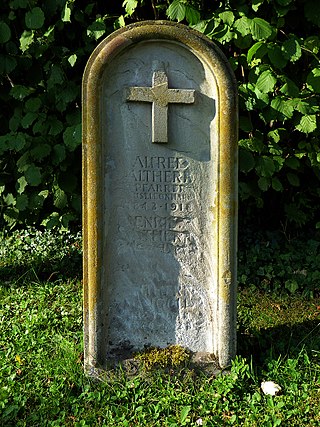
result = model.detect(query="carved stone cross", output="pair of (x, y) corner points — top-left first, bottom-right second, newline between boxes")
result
(126, 70), (195, 143)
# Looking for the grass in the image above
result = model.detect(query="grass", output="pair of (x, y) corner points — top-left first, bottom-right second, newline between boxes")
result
(0, 228), (320, 426)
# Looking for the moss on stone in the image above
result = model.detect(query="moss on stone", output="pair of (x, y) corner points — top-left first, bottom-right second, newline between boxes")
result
(134, 345), (191, 371)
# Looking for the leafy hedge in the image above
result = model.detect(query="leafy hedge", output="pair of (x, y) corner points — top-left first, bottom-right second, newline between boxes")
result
(0, 0), (320, 229)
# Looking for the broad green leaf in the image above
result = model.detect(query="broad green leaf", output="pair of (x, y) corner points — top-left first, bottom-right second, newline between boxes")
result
(53, 144), (66, 165)
(234, 34), (252, 50)
(47, 65), (65, 90)
(68, 54), (77, 67)
(61, 213), (75, 228)
(239, 150), (255, 172)
(25, 98), (41, 112)
(25, 164), (42, 186)
(219, 11), (234, 26)
(0, 135), (8, 154)
(256, 157), (275, 177)
(44, 25), (55, 39)
(63, 124), (81, 151)
(270, 157), (285, 171)
(4, 193), (15, 206)
(192, 20), (207, 33)
(21, 112), (37, 129)
(239, 136), (264, 153)
(274, 3), (292, 17)
(247, 41), (266, 63)
(25, 7), (45, 30)
(9, 108), (22, 132)
(272, 177), (283, 191)
(41, 212), (60, 229)
(9, 133), (26, 151)
(295, 115), (317, 133)
(55, 82), (78, 111)
(54, 186), (67, 209)
(287, 172), (300, 186)
(211, 24), (234, 43)
(304, 36), (320, 55)
(252, 0), (264, 12)
(123, 0), (138, 16)
(39, 189), (49, 199)
(33, 115), (48, 135)
(258, 176), (270, 191)
(285, 157), (300, 170)
(256, 70), (277, 93)
(29, 192), (46, 209)
(48, 117), (63, 136)
(20, 30), (34, 52)
(4, 208), (19, 224)
(271, 97), (294, 119)
(185, 6), (200, 25)
(180, 406), (191, 424)
(17, 152), (30, 172)
(243, 96), (256, 111)
(254, 88), (269, 108)
(0, 22), (11, 43)
(167, 0), (186, 22)
(294, 99), (313, 114)
(61, 2), (71, 22)
(15, 194), (28, 211)
(285, 280), (299, 294)
(114, 15), (125, 29)
(10, 85), (33, 100)
(268, 45), (287, 69)
(306, 68), (320, 93)
(250, 18), (273, 41)
(268, 128), (286, 144)
(17, 176), (28, 194)
(30, 143), (51, 161)
(203, 18), (221, 37)
(10, 0), (28, 8)
(84, 4), (95, 15)
(234, 16), (251, 37)
(280, 78), (299, 97)
(282, 37), (301, 62)
(0, 55), (17, 74)
(87, 18), (106, 40)
(273, 155), (285, 168)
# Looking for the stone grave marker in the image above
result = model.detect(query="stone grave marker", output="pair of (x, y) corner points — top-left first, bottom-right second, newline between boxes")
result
(82, 21), (238, 375)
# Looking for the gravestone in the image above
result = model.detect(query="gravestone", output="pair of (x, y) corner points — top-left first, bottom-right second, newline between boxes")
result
(82, 21), (238, 375)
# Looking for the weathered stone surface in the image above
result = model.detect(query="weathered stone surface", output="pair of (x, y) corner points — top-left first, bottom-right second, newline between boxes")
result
(82, 21), (238, 375)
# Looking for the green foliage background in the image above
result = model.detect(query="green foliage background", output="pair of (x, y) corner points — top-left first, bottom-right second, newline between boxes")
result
(0, 0), (320, 229)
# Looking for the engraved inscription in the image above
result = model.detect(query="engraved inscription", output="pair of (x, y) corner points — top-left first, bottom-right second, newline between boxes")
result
(131, 155), (197, 255)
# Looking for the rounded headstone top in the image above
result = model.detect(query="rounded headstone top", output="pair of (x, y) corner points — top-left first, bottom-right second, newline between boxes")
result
(84, 20), (237, 95)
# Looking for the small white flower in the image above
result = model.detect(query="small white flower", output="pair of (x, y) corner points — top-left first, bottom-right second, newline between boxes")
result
(261, 381), (282, 396)
(196, 418), (203, 426)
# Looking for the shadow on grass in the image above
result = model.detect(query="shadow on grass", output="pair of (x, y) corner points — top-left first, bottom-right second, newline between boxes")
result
(238, 318), (320, 366)
(0, 251), (82, 284)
